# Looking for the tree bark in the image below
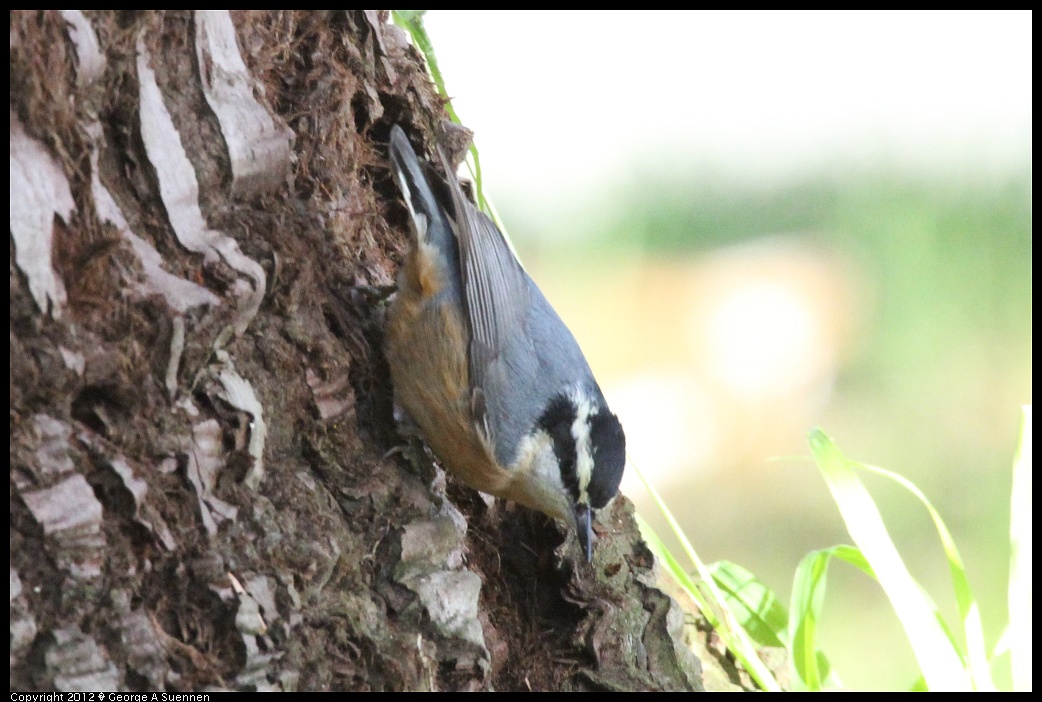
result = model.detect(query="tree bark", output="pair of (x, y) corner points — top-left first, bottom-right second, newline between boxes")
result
(10, 10), (709, 691)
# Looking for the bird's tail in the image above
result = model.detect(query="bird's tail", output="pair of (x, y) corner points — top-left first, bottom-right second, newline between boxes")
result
(388, 125), (451, 248)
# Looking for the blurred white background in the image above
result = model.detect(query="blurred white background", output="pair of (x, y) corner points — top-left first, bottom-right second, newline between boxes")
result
(424, 10), (1029, 201)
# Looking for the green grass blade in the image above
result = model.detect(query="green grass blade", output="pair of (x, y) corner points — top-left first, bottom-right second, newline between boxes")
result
(807, 429), (971, 690)
(390, 12), (446, 109)
(632, 461), (781, 691)
(789, 550), (824, 690)
(848, 459), (992, 689)
(788, 545), (867, 690)
(636, 513), (702, 601)
(1008, 406), (1032, 691)
(709, 560), (787, 648)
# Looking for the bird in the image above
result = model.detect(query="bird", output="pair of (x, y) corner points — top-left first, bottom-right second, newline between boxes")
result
(383, 124), (626, 561)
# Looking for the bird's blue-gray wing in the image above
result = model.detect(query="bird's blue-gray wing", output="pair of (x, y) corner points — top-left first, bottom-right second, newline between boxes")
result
(443, 176), (593, 466)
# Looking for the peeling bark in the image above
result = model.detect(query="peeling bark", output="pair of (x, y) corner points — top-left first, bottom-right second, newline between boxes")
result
(10, 10), (719, 691)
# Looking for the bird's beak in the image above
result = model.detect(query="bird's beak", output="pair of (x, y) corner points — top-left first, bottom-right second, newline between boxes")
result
(574, 503), (594, 562)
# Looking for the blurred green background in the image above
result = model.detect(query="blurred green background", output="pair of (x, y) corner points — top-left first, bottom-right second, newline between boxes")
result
(510, 171), (1030, 689)
(422, 10), (1031, 690)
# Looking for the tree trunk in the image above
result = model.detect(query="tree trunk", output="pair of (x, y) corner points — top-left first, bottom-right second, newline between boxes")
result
(10, 10), (709, 691)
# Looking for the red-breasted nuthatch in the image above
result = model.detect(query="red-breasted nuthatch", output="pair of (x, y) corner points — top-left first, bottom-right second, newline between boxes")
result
(384, 124), (626, 562)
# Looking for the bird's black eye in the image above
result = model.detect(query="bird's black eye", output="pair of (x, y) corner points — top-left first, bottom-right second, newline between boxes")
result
(587, 410), (626, 509)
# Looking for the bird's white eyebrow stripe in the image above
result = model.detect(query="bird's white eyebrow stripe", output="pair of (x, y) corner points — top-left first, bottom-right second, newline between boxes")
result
(570, 388), (595, 505)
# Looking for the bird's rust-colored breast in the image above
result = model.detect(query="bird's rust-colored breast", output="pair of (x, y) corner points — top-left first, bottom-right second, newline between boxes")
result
(384, 241), (513, 497)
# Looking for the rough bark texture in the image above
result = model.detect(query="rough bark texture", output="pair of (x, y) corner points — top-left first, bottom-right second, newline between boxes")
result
(10, 10), (725, 691)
